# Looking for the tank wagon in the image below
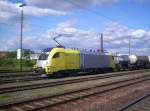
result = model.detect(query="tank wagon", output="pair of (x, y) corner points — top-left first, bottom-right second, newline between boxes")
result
(34, 47), (115, 76)
(115, 54), (150, 70)
(114, 54), (129, 70)
(129, 55), (150, 69)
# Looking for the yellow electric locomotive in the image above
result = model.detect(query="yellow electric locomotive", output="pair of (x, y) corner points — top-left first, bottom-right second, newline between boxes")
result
(34, 47), (115, 76)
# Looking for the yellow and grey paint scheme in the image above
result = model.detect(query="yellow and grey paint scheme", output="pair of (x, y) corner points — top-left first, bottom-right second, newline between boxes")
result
(108, 55), (116, 70)
(34, 48), (115, 75)
(35, 48), (80, 74)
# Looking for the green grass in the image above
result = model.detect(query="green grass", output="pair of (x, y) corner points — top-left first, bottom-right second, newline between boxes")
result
(0, 93), (13, 100)
(0, 58), (36, 72)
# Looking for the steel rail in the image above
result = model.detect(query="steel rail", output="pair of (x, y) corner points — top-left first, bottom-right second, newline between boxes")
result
(0, 69), (149, 85)
(0, 75), (150, 111)
(0, 70), (148, 94)
(119, 93), (150, 111)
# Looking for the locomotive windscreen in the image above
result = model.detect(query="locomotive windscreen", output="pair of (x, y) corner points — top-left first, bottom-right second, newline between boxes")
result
(39, 53), (49, 60)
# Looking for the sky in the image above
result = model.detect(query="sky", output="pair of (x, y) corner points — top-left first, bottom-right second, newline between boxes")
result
(0, 0), (150, 55)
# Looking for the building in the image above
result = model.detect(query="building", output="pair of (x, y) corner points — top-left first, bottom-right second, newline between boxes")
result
(0, 51), (9, 58)
(17, 49), (35, 60)
(30, 54), (40, 60)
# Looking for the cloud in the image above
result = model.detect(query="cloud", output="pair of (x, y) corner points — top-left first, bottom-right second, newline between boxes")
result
(0, 11), (18, 23)
(26, 0), (118, 11)
(32, 19), (100, 49)
(0, 0), (119, 24)
(131, 29), (149, 38)
(0, 38), (19, 51)
(103, 22), (150, 55)
(0, 0), (67, 24)
(24, 6), (67, 16)
(57, 19), (77, 28)
(0, 20), (150, 55)
(0, 19), (99, 51)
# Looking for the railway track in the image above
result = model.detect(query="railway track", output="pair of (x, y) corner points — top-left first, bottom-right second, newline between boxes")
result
(120, 93), (150, 111)
(0, 76), (44, 84)
(0, 69), (148, 79)
(0, 73), (149, 111)
(0, 70), (149, 94)
(0, 70), (32, 73)
(0, 72), (36, 78)
(0, 72), (43, 84)
(0, 69), (149, 84)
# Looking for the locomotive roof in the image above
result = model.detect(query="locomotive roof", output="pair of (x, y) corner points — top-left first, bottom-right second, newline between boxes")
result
(42, 47), (54, 52)
(80, 50), (107, 55)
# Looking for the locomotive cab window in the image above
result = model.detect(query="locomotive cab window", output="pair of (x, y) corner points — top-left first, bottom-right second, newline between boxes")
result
(39, 53), (48, 60)
(53, 53), (60, 58)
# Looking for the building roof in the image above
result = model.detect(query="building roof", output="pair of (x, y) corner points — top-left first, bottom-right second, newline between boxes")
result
(0, 51), (9, 58)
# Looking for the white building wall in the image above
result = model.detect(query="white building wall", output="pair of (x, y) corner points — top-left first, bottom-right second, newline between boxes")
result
(17, 49), (21, 59)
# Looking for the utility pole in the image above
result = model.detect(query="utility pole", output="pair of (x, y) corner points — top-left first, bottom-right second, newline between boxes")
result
(128, 35), (131, 55)
(19, 3), (26, 72)
(100, 33), (103, 53)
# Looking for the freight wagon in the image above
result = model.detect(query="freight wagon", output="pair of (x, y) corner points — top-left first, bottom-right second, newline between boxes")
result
(115, 54), (150, 70)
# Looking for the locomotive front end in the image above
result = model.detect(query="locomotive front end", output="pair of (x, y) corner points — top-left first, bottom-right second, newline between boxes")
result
(34, 52), (50, 76)
(34, 48), (54, 76)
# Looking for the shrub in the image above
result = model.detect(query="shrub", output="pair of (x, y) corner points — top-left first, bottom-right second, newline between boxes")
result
(0, 58), (36, 71)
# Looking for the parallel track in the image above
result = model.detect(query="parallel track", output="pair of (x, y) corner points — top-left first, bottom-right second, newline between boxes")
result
(0, 75), (149, 111)
(0, 70), (148, 94)
(119, 93), (150, 111)
(0, 76), (43, 84)
(0, 72), (42, 84)
(1, 69), (147, 77)
(0, 72), (37, 78)
(0, 70), (31, 73)
(0, 69), (149, 84)
(0, 77), (44, 84)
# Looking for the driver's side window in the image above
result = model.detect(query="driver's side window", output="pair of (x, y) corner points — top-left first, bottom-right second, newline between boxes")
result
(53, 53), (60, 58)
